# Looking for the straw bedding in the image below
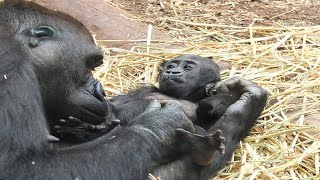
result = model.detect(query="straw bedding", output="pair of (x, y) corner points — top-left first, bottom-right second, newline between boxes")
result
(96, 1), (320, 179)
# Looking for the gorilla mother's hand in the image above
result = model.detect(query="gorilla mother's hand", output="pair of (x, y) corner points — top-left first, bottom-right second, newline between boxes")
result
(63, 76), (110, 125)
(128, 100), (195, 160)
(52, 116), (120, 143)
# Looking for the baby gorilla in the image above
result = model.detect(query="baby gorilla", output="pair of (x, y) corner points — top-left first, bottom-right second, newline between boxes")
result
(55, 54), (239, 166)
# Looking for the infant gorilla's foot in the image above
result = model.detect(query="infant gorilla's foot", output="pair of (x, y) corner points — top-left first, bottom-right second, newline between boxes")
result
(53, 116), (120, 143)
(176, 128), (225, 166)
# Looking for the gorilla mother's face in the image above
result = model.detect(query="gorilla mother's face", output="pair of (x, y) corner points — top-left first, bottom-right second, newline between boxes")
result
(1, 4), (109, 125)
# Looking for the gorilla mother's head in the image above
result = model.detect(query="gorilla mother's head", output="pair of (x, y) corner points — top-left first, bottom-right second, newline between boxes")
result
(0, 1), (108, 125)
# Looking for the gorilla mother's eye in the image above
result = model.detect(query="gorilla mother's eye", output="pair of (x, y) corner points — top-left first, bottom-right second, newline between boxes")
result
(167, 64), (175, 69)
(31, 26), (55, 39)
(28, 26), (55, 48)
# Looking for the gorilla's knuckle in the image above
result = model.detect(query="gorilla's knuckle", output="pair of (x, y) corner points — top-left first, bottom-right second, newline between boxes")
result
(245, 85), (267, 101)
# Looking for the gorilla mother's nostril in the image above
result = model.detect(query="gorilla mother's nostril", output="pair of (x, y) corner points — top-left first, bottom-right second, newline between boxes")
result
(86, 53), (104, 70)
(93, 81), (106, 102)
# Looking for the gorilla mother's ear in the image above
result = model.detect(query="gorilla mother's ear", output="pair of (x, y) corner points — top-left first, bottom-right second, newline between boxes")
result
(28, 26), (55, 48)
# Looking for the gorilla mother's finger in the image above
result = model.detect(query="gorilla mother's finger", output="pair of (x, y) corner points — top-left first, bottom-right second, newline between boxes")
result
(58, 116), (82, 125)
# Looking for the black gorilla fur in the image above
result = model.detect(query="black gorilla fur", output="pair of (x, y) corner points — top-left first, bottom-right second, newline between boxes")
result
(0, 1), (268, 179)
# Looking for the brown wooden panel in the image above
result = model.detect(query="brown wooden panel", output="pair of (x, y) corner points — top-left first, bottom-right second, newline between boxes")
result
(36, 0), (170, 48)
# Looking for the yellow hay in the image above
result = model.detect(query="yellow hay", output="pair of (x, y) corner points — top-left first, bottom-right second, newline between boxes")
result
(96, 1), (320, 179)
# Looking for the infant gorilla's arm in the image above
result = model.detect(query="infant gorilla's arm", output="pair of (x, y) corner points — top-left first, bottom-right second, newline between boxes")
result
(196, 82), (240, 127)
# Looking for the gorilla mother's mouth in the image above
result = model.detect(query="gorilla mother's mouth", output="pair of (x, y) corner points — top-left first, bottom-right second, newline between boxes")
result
(84, 78), (106, 102)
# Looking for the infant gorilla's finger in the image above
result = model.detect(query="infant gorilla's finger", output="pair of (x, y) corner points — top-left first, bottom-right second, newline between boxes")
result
(205, 83), (215, 96)
(224, 76), (252, 90)
(211, 81), (229, 94)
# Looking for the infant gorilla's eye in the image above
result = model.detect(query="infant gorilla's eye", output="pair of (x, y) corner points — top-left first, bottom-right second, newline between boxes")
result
(167, 64), (175, 69)
(184, 64), (195, 70)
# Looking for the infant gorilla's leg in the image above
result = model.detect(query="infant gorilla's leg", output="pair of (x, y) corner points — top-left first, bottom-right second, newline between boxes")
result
(176, 127), (225, 166)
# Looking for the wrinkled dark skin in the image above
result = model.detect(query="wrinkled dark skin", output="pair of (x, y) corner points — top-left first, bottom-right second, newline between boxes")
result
(0, 1), (198, 179)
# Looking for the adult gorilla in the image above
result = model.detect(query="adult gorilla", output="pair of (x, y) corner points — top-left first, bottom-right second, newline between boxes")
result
(0, 2), (194, 179)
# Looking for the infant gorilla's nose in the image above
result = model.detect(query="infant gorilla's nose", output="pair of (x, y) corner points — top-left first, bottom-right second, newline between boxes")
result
(165, 69), (183, 77)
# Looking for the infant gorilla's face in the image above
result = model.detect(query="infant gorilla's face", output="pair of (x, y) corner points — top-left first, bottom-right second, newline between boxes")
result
(159, 54), (221, 100)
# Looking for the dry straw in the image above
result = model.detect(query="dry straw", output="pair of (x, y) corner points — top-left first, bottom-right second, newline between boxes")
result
(98, 1), (320, 179)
